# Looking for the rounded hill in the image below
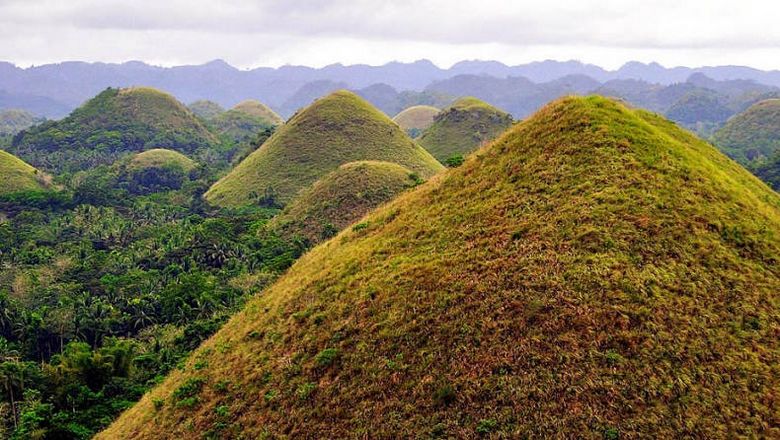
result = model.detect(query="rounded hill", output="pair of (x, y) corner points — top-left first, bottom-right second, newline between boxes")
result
(188, 100), (225, 120)
(102, 96), (780, 438)
(418, 96), (513, 163)
(127, 148), (197, 172)
(713, 98), (780, 163)
(210, 100), (282, 144)
(231, 100), (284, 126)
(119, 149), (197, 195)
(392, 105), (440, 136)
(272, 160), (418, 245)
(0, 149), (51, 195)
(204, 90), (443, 207)
(10, 86), (219, 173)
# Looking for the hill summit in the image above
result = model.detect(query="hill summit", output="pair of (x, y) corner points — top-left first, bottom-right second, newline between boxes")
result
(713, 98), (780, 163)
(392, 105), (440, 137)
(205, 90), (443, 207)
(418, 96), (513, 163)
(101, 96), (780, 439)
(10, 87), (218, 173)
(231, 100), (284, 126)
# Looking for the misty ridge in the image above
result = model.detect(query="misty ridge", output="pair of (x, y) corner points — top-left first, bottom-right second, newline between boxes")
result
(3, 58), (780, 128)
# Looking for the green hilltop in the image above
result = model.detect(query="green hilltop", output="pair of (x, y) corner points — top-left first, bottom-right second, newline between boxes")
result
(101, 96), (780, 439)
(10, 87), (219, 173)
(116, 148), (198, 195)
(272, 160), (418, 245)
(0, 149), (52, 195)
(188, 100), (225, 120)
(204, 90), (443, 207)
(209, 100), (282, 144)
(713, 98), (780, 164)
(232, 100), (284, 126)
(392, 105), (440, 137)
(126, 148), (197, 173)
(418, 96), (513, 163)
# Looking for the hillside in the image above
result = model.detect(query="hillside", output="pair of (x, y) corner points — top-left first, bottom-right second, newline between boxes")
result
(205, 90), (443, 207)
(392, 105), (440, 137)
(118, 148), (197, 194)
(0, 109), (43, 135)
(210, 100), (283, 144)
(0, 149), (51, 195)
(102, 96), (780, 439)
(126, 148), (197, 172)
(418, 97), (513, 163)
(188, 100), (225, 120)
(9, 87), (219, 173)
(713, 99), (780, 163)
(753, 152), (780, 190)
(272, 161), (417, 245)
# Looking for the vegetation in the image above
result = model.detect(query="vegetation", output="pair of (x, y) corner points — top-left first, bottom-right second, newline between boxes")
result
(0, 109), (44, 136)
(753, 152), (780, 190)
(231, 100), (284, 126)
(392, 105), (440, 137)
(205, 90), (443, 207)
(188, 100), (225, 120)
(208, 101), (281, 145)
(9, 87), (220, 173)
(272, 161), (418, 245)
(712, 98), (780, 163)
(0, 150), (52, 196)
(101, 96), (780, 438)
(118, 149), (199, 195)
(418, 96), (513, 162)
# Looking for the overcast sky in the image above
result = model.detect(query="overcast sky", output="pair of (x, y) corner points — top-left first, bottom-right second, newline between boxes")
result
(2, 0), (780, 70)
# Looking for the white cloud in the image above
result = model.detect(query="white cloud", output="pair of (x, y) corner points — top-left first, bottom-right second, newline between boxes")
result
(1, 0), (780, 69)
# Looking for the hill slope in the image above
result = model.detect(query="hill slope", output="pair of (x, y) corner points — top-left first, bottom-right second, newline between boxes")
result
(205, 90), (443, 207)
(231, 100), (284, 126)
(418, 97), (513, 163)
(10, 87), (219, 173)
(0, 109), (43, 136)
(126, 148), (197, 172)
(713, 99), (780, 163)
(272, 160), (418, 245)
(101, 96), (780, 439)
(0, 149), (51, 195)
(188, 100), (225, 120)
(210, 100), (282, 144)
(392, 105), (440, 136)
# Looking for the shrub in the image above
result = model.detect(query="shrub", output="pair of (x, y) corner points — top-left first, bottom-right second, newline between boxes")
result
(433, 383), (456, 406)
(296, 382), (317, 401)
(476, 419), (498, 435)
(314, 348), (339, 367)
(444, 154), (465, 167)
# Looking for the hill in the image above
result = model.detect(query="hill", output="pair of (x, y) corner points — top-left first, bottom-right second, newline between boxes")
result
(9, 87), (219, 173)
(418, 97), (513, 163)
(272, 161), (418, 245)
(713, 99), (780, 163)
(118, 148), (197, 194)
(0, 109), (43, 136)
(188, 100), (225, 120)
(392, 105), (440, 137)
(126, 148), (197, 173)
(0, 149), (51, 195)
(101, 96), (780, 438)
(753, 152), (780, 191)
(210, 100), (283, 144)
(204, 90), (443, 207)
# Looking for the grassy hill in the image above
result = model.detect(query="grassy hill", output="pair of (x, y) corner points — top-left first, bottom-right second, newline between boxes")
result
(100, 96), (780, 439)
(418, 96), (513, 163)
(209, 100), (282, 144)
(10, 87), (219, 173)
(272, 160), (418, 245)
(713, 99), (780, 163)
(126, 148), (197, 173)
(118, 148), (197, 195)
(753, 152), (780, 191)
(205, 90), (443, 207)
(392, 105), (440, 137)
(188, 100), (225, 120)
(0, 109), (43, 136)
(0, 149), (51, 195)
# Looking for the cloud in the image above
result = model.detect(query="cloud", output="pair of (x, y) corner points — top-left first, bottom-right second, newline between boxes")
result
(2, 0), (780, 68)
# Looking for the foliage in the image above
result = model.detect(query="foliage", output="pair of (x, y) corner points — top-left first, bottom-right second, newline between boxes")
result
(0, 150), (52, 196)
(712, 98), (780, 164)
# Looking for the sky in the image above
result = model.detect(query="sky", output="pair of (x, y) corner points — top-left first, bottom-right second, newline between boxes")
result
(2, 0), (780, 70)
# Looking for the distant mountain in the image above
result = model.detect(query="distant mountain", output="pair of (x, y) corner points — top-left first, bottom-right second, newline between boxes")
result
(712, 99), (780, 163)
(0, 109), (45, 136)
(6, 59), (780, 119)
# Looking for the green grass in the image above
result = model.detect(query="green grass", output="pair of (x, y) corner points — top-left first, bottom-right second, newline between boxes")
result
(100, 96), (780, 439)
(0, 149), (52, 195)
(713, 98), (780, 163)
(231, 100), (284, 126)
(126, 148), (197, 173)
(188, 100), (225, 120)
(10, 87), (219, 173)
(392, 105), (440, 135)
(205, 90), (443, 207)
(418, 96), (513, 163)
(272, 160), (418, 245)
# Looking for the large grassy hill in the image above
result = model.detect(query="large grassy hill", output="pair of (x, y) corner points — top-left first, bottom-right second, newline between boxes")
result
(204, 90), (443, 207)
(188, 100), (225, 120)
(713, 98), (780, 163)
(272, 160), (418, 245)
(209, 100), (282, 144)
(392, 105), (440, 137)
(0, 149), (52, 195)
(418, 96), (513, 163)
(10, 87), (219, 173)
(101, 96), (780, 439)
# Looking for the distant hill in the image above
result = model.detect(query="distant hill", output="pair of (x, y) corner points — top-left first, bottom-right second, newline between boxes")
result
(0, 149), (52, 195)
(0, 109), (44, 136)
(205, 90), (443, 207)
(713, 99), (780, 163)
(392, 105), (440, 137)
(101, 96), (780, 439)
(272, 161), (418, 245)
(418, 97), (512, 163)
(117, 148), (197, 194)
(209, 100), (283, 144)
(753, 152), (780, 191)
(9, 87), (219, 173)
(188, 100), (225, 120)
